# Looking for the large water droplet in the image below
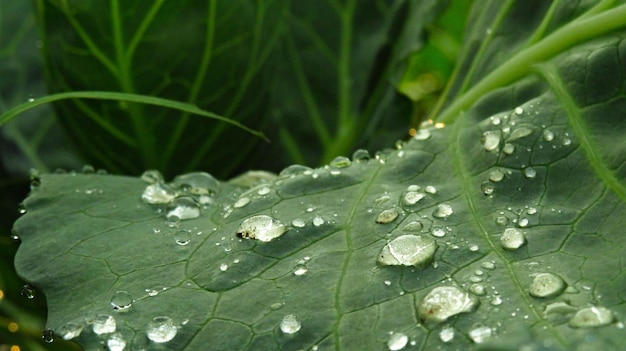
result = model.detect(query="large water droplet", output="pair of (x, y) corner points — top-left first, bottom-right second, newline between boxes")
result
(468, 325), (492, 343)
(543, 129), (554, 141)
(293, 264), (308, 276)
(236, 215), (288, 242)
(569, 306), (614, 328)
(508, 126), (534, 141)
(279, 164), (312, 177)
(233, 197), (251, 208)
(502, 143), (515, 155)
(21, 284), (36, 299)
(330, 156), (351, 168)
(418, 286), (479, 324)
(257, 186), (271, 195)
(489, 170), (505, 182)
(352, 149), (371, 162)
(58, 322), (83, 340)
(500, 228), (525, 250)
(166, 197), (200, 220)
(175, 230), (191, 246)
(376, 208), (400, 224)
(291, 218), (306, 228)
(402, 191), (425, 206)
(107, 333), (126, 351)
(432, 204), (453, 218)
(377, 235), (437, 267)
(523, 167), (537, 179)
(93, 314), (116, 334)
(280, 314), (301, 334)
(439, 327), (455, 342)
(42, 329), (54, 343)
(146, 316), (178, 343)
(402, 221), (423, 232)
(219, 263), (228, 272)
(514, 106), (524, 115)
(481, 131), (501, 151)
(312, 216), (325, 226)
(141, 170), (164, 184)
(528, 273), (566, 298)
(141, 183), (177, 204)
(387, 332), (409, 350)
(110, 291), (133, 311)
(172, 172), (219, 195)
(425, 185), (437, 194)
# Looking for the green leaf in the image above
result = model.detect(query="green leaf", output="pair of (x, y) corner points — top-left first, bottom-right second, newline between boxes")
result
(12, 1), (626, 350)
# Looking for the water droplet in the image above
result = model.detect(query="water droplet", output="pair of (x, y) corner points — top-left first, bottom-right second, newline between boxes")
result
(279, 164), (312, 177)
(439, 327), (455, 342)
(543, 129), (554, 141)
(469, 284), (486, 296)
(312, 216), (325, 226)
(528, 273), (566, 298)
(488, 170), (505, 182)
(291, 219), (306, 228)
(352, 149), (371, 162)
(387, 332), (409, 350)
(257, 186), (271, 195)
(500, 228), (525, 250)
(508, 126), (533, 141)
(490, 296), (503, 306)
(523, 167), (537, 179)
(491, 116), (501, 125)
(293, 264), (308, 276)
(219, 263), (228, 272)
(280, 314), (301, 334)
(270, 302), (284, 310)
(569, 306), (614, 328)
(402, 191), (425, 206)
(166, 197), (200, 220)
(495, 216), (509, 226)
(526, 207), (537, 215)
(377, 235), (437, 267)
(172, 172), (219, 195)
(469, 244), (479, 252)
(233, 197), (251, 208)
(17, 203), (27, 214)
(432, 204), (453, 218)
(431, 227), (446, 237)
(425, 185), (437, 194)
(481, 181), (494, 195)
(110, 291), (132, 311)
(402, 221), (423, 232)
(81, 164), (95, 174)
(413, 129), (431, 140)
(418, 286), (479, 324)
(502, 143), (515, 155)
(42, 329), (54, 343)
(562, 138), (572, 146)
(469, 325), (492, 343)
(481, 261), (495, 270)
(21, 284), (36, 299)
(174, 230), (191, 246)
(481, 131), (501, 151)
(146, 316), (177, 343)
(330, 156), (351, 168)
(141, 183), (177, 204)
(236, 215), (288, 242)
(407, 185), (420, 191)
(376, 208), (400, 224)
(543, 301), (577, 319)
(518, 217), (529, 227)
(107, 333), (126, 351)
(58, 322), (82, 340)
(92, 314), (116, 334)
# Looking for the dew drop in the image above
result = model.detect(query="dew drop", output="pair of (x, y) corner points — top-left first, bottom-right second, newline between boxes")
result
(413, 129), (431, 140)
(17, 203), (27, 214)
(172, 172), (219, 195)
(490, 116), (501, 125)
(107, 333), (126, 351)
(110, 291), (133, 311)
(291, 219), (306, 228)
(352, 149), (371, 162)
(439, 327), (455, 342)
(21, 284), (36, 299)
(140, 170), (164, 184)
(279, 164), (312, 177)
(377, 235), (437, 267)
(562, 138), (572, 146)
(523, 167), (537, 179)
(543, 129), (554, 141)
(270, 302), (284, 310)
(402, 221), (423, 232)
(508, 126), (533, 141)
(481, 261), (496, 270)
(257, 186), (271, 195)
(500, 228), (525, 250)
(330, 156), (351, 168)
(469, 284), (486, 296)
(514, 106), (524, 115)
(236, 215), (288, 242)
(495, 216), (509, 226)
(293, 264), (308, 276)
(490, 296), (503, 306)
(166, 197), (200, 220)
(432, 204), (453, 218)
(489, 170), (505, 182)
(518, 217), (529, 227)
(431, 227), (446, 238)
(280, 314), (301, 334)
(418, 286), (479, 324)
(425, 185), (437, 194)
(481, 181), (494, 195)
(376, 208), (400, 224)
(526, 207), (537, 215)
(146, 316), (177, 343)
(481, 131), (501, 151)
(174, 230), (191, 246)
(402, 191), (425, 206)
(312, 216), (325, 227)
(92, 314), (116, 334)
(58, 322), (82, 340)
(233, 197), (251, 208)
(569, 306), (614, 328)
(502, 143), (515, 155)
(141, 183), (177, 204)
(528, 273), (566, 298)
(219, 263), (228, 272)
(469, 326), (492, 343)
(387, 332), (409, 350)
(42, 329), (54, 343)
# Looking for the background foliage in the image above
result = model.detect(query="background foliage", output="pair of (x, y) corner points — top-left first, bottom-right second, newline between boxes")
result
(0, 0), (469, 349)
